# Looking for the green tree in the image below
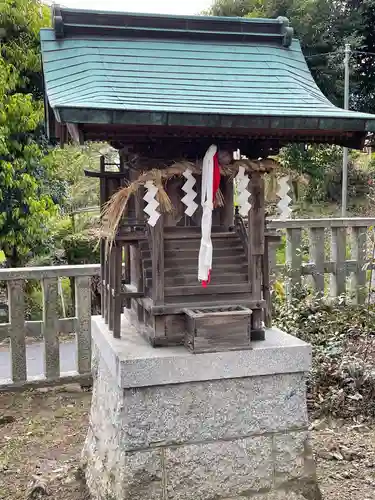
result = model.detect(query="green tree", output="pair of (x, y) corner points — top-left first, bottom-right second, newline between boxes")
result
(350, 0), (375, 113)
(0, 0), (62, 267)
(206, 0), (367, 108)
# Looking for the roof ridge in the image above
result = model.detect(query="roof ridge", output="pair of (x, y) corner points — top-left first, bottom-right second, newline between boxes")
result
(52, 5), (294, 47)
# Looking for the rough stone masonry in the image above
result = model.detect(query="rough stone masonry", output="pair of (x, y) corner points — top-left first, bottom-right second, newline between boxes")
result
(82, 315), (322, 500)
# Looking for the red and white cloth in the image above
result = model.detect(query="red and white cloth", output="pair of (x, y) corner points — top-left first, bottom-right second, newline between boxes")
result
(198, 145), (221, 287)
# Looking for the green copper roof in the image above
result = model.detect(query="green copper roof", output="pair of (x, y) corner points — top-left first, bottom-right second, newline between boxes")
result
(40, 6), (375, 145)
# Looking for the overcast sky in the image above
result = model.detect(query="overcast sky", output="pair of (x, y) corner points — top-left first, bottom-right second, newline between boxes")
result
(56, 0), (213, 15)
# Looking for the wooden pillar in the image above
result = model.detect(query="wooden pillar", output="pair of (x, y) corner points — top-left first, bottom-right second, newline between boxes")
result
(248, 172), (265, 340)
(150, 217), (165, 306)
(263, 230), (272, 328)
(120, 152), (131, 309)
(99, 156), (106, 318)
(112, 243), (123, 338)
(221, 178), (234, 229)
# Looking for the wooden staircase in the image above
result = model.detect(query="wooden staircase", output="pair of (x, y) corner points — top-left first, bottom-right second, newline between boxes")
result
(140, 227), (250, 305)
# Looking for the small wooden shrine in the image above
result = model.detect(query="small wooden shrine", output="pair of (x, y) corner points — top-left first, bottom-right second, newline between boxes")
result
(41, 6), (375, 352)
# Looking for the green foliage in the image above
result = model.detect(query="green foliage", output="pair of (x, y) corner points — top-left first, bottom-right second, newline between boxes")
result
(274, 288), (375, 419)
(0, 0), (64, 267)
(42, 143), (104, 213)
(62, 230), (100, 265)
(278, 145), (373, 204)
(207, 0), (375, 111)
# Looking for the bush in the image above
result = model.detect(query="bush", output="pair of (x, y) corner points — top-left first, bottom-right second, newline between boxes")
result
(273, 287), (375, 420)
(62, 229), (100, 265)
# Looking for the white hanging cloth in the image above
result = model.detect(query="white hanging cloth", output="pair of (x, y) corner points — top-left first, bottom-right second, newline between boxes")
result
(198, 145), (219, 285)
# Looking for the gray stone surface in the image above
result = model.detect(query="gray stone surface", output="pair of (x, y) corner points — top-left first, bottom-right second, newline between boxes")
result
(83, 323), (320, 500)
(92, 314), (311, 389)
(165, 437), (273, 500)
(251, 493), (306, 500)
(274, 431), (307, 482)
(121, 374), (308, 450)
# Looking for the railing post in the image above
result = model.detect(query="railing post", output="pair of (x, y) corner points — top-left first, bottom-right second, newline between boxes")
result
(330, 227), (347, 297)
(8, 280), (27, 383)
(351, 226), (367, 304)
(248, 172), (265, 334)
(113, 244), (123, 338)
(42, 277), (60, 379)
(75, 276), (92, 375)
(309, 228), (325, 295)
(286, 228), (302, 298)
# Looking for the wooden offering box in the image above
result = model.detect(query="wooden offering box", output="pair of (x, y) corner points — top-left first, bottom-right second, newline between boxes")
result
(184, 306), (252, 354)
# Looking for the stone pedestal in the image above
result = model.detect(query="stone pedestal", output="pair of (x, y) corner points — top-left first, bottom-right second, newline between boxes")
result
(82, 315), (321, 500)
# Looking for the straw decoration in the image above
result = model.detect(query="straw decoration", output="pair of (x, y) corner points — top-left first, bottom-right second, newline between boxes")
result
(101, 158), (279, 247)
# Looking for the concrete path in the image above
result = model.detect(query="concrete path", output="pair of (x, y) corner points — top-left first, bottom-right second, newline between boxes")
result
(0, 341), (77, 384)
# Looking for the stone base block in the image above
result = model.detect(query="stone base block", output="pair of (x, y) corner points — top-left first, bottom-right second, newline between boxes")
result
(82, 315), (321, 500)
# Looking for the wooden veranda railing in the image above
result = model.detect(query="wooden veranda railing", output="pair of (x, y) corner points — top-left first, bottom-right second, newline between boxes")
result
(0, 264), (99, 391)
(267, 217), (375, 302)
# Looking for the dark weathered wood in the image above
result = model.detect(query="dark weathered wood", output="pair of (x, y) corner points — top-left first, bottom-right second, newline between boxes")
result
(184, 306), (252, 353)
(249, 172), (265, 338)
(144, 255), (246, 269)
(144, 263), (248, 279)
(108, 246), (115, 332)
(165, 283), (251, 297)
(142, 247), (244, 260)
(103, 252), (109, 324)
(163, 229), (233, 240)
(113, 244), (123, 338)
(262, 235), (272, 328)
(161, 272), (248, 287)
(149, 217), (164, 305)
(164, 236), (238, 251)
(221, 178), (234, 228)
(84, 169), (128, 179)
(141, 297), (266, 315)
(123, 245), (131, 309)
(235, 211), (249, 258)
(99, 155), (106, 318)
(130, 243), (145, 321)
(121, 284), (144, 299)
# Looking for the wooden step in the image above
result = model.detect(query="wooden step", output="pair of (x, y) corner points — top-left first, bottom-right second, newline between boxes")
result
(141, 247), (245, 260)
(164, 283), (250, 297)
(143, 264), (248, 278)
(164, 238), (242, 251)
(146, 272), (248, 288)
(164, 231), (238, 241)
(165, 273), (247, 287)
(143, 255), (246, 269)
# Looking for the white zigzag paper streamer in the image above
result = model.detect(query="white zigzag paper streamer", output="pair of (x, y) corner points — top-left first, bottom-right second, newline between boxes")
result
(143, 180), (161, 227)
(276, 176), (292, 220)
(181, 168), (198, 217)
(235, 166), (251, 217)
